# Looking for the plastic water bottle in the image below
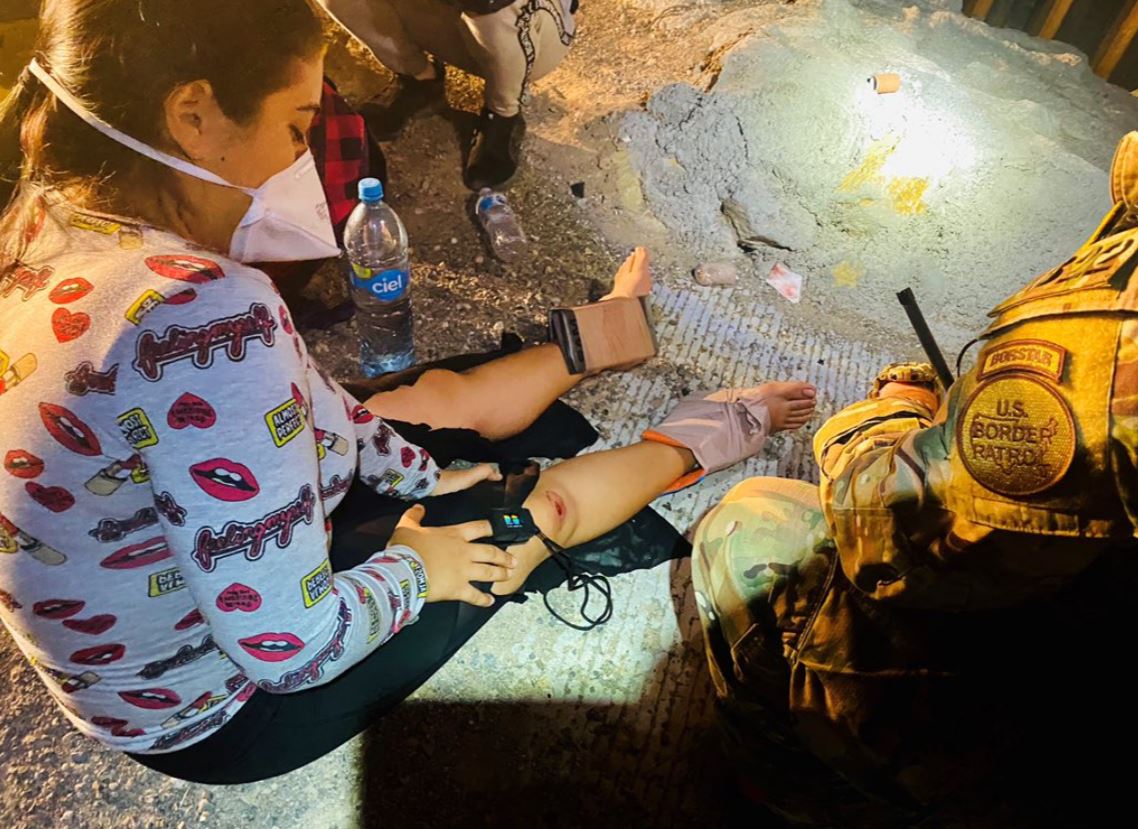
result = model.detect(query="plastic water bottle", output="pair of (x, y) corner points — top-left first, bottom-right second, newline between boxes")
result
(475, 188), (527, 262)
(344, 178), (414, 376)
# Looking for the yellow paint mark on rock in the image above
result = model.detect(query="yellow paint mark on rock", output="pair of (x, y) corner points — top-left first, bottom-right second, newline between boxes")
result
(833, 261), (865, 288)
(602, 147), (646, 213)
(887, 177), (929, 215)
(839, 134), (930, 215)
(839, 136), (898, 192)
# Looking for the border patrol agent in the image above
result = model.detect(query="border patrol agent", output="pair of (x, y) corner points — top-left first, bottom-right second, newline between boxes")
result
(692, 134), (1138, 826)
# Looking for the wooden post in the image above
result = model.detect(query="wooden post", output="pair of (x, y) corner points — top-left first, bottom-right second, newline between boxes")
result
(965, 0), (997, 20)
(1095, 0), (1138, 80)
(1028, 0), (1075, 39)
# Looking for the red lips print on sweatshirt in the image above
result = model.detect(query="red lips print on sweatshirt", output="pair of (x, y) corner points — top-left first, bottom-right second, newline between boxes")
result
(188, 458), (260, 502)
(238, 632), (305, 663)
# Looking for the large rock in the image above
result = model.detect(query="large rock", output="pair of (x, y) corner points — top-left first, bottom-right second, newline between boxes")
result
(619, 0), (1138, 345)
(620, 83), (819, 254)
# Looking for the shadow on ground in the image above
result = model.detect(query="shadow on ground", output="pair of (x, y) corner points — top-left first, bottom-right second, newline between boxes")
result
(358, 697), (734, 829)
(352, 558), (760, 829)
(357, 560), (737, 824)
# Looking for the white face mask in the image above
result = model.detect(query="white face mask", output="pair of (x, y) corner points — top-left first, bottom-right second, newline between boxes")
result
(28, 59), (341, 264)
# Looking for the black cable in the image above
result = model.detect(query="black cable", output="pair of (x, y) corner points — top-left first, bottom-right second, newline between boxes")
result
(536, 531), (613, 631)
(487, 464), (613, 630)
(956, 336), (981, 378)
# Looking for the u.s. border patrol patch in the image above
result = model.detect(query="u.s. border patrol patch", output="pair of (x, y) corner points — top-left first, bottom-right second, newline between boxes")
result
(957, 374), (1076, 497)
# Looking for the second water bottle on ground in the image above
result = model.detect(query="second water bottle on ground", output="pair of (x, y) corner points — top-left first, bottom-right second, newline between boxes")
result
(344, 178), (415, 376)
(475, 188), (527, 262)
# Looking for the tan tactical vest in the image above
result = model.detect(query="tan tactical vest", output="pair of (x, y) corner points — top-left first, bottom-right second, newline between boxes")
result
(944, 166), (1138, 539)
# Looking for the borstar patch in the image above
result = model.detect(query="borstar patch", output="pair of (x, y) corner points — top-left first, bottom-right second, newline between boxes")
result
(978, 340), (1066, 383)
(957, 374), (1076, 497)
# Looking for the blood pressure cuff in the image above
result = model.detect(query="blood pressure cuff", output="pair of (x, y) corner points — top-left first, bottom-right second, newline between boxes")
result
(548, 297), (657, 375)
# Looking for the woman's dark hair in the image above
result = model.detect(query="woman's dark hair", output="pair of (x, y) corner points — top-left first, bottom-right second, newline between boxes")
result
(0, 0), (324, 267)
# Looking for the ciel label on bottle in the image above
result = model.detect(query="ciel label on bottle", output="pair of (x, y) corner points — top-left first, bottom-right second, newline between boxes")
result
(351, 264), (409, 301)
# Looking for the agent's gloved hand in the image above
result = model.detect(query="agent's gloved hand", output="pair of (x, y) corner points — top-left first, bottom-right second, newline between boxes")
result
(869, 362), (943, 414)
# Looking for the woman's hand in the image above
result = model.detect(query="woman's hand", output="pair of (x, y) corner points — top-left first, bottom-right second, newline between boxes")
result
(388, 505), (515, 607)
(433, 463), (502, 496)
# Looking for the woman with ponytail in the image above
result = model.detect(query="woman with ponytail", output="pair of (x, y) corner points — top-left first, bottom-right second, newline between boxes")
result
(0, 0), (813, 783)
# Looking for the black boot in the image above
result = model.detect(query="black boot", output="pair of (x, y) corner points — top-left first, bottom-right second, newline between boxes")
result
(359, 63), (445, 142)
(464, 107), (526, 190)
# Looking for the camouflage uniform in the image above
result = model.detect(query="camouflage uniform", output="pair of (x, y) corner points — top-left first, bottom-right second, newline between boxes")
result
(692, 134), (1138, 826)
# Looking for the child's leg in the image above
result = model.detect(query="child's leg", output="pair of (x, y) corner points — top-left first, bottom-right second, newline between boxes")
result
(493, 380), (818, 594)
(365, 343), (583, 441)
(363, 249), (654, 441)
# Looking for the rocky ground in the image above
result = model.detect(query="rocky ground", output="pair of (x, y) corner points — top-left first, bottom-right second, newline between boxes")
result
(4, 1), (1138, 827)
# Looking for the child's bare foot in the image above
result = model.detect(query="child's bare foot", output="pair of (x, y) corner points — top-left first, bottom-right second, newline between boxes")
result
(755, 381), (817, 431)
(601, 246), (652, 300)
(579, 246), (654, 376)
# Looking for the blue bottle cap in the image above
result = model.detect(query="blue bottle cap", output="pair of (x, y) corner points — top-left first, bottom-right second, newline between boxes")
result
(358, 178), (384, 203)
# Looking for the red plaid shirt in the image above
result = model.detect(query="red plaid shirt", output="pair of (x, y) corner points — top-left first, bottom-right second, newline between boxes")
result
(256, 78), (382, 320)
(309, 79), (372, 239)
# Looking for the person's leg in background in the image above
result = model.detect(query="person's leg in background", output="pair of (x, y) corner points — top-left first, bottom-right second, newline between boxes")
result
(318, 1), (577, 185)
(319, 0), (437, 76)
(367, 0), (578, 187)
(460, 0), (577, 188)
(691, 477), (908, 828)
(317, 0), (452, 140)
